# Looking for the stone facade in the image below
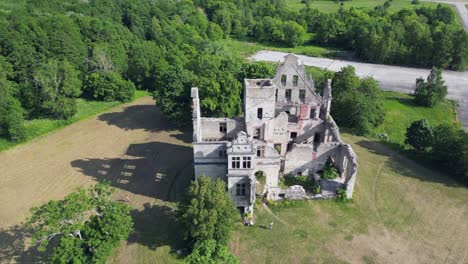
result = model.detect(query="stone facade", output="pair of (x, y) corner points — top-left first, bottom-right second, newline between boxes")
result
(192, 54), (357, 216)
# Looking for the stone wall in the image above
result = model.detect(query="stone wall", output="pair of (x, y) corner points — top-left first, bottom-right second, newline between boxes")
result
(201, 117), (244, 140)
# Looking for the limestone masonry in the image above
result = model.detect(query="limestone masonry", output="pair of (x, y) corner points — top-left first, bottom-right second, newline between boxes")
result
(192, 54), (357, 216)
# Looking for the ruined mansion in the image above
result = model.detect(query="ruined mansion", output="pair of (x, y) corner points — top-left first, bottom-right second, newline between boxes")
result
(192, 54), (357, 215)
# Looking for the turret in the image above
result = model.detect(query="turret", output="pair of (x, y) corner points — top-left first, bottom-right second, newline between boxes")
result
(191, 87), (202, 142)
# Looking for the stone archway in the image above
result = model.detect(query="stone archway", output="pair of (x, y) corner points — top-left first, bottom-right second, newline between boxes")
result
(254, 171), (266, 195)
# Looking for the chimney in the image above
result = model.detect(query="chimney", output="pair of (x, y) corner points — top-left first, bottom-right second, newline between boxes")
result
(191, 87), (202, 142)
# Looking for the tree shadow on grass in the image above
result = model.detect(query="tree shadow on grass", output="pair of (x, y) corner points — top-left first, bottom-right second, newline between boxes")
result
(71, 141), (193, 202)
(356, 140), (463, 187)
(97, 104), (180, 132)
(128, 203), (184, 251)
(0, 225), (48, 263)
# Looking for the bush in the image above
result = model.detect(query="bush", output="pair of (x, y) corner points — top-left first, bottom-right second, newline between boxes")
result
(411, 0), (420, 4)
(280, 175), (314, 190)
(336, 188), (347, 201)
(186, 239), (239, 264)
(322, 157), (339, 180)
(405, 119), (433, 151)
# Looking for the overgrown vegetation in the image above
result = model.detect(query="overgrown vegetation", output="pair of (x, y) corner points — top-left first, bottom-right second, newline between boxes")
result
(280, 175), (315, 190)
(322, 157), (339, 180)
(27, 183), (133, 263)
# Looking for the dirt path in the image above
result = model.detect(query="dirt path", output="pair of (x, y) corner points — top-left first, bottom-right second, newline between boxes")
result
(0, 96), (193, 263)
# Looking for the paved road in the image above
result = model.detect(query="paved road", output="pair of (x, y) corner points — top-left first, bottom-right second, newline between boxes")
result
(250, 50), (468, 130)
(432, 1), (468, 31)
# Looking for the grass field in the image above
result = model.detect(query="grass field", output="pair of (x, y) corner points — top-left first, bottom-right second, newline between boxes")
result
(0, 95), (466, 264)
(0, 90), (147, 152)
(372, 92), (459, 145)
(286, 0), (440, 13)
(223, 38), (338, 58)
(231, 133), (468, 263)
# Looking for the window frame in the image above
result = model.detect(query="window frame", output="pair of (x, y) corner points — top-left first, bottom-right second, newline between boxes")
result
(231, 156), (240, 168)
(219, 122), (227, 133)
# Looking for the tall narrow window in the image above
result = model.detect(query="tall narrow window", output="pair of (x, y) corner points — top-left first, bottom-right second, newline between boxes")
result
(232, 157), (240, 168)
(293, 75), (299, 86)
(242, 157), (251, 168)
(219, 122), (227, 133)
(257, 108), (263, 119)
(253, 128), (261, 140)
(310, 108), (316, 119)
(275, 89), (278, 102)
(299, 89), (306, 103)
(257, 146), (265, 157)
(236, 183), (246, 196)
(281, 75), (287, 86)
(285, 89), (292, 102)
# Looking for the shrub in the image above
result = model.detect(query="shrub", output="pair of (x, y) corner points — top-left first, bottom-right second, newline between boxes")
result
(405, 119), (433, 151)
(280, 175), (314, 190)
(411, 0), (420, 4)
(186, 239), (239, 264)
(336, 188), (347, 201)
(322, 157), (339, 180)
(312, 184), (321, 195)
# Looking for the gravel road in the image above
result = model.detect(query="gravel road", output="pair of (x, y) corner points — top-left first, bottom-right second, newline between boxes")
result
(250, 50), (468, 130)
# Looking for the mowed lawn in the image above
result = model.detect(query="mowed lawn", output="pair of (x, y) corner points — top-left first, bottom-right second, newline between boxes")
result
(373, 92), (459, 145)
(0, 90), (148, 152)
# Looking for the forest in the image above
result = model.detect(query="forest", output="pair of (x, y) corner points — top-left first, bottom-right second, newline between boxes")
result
(0, 0), (467, 143)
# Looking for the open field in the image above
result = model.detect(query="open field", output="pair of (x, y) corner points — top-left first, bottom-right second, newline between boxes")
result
(287, 0), (442, 12)
(0, 90), (148, 152)
(373, 92), (459, 145)
(0, 96), (192, 263)
(0, 95), (467, 263)
(223, 38), (337, 59)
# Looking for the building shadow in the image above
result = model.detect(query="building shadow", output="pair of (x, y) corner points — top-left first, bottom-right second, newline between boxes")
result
(97, 104), (179, 132)
(128, 203), (184, 251)
(71, 141), (194, 202)
(356, 140), (462, 187)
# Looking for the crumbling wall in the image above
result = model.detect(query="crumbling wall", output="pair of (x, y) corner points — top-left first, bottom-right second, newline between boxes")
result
(201, 117), (244, 140)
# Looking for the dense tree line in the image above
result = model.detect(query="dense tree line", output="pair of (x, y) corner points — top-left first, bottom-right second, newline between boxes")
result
(194, 0), (468, 69)
(1, 0), (466, 141)
(0, 0), (274, 139)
